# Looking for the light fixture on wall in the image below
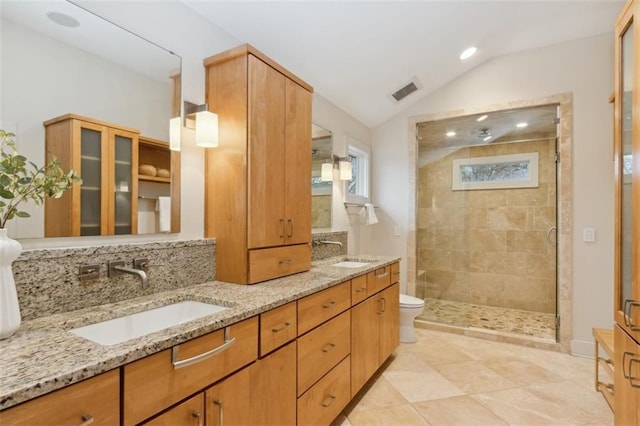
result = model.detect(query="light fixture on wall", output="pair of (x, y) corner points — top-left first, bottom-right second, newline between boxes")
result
(338, 159), (352, 181)
(169, 116), (181, 151)
(184, 101), (219, 148)
(321, 163), (333, 181)
(321, 156), (352, 182)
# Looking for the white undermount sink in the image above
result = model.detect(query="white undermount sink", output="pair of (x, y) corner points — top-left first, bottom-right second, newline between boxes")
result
(331, 261), (372, 268)
(70, 301), (228, 346)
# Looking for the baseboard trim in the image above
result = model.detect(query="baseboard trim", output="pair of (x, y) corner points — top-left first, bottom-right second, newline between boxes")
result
(570, 339), (594, 358)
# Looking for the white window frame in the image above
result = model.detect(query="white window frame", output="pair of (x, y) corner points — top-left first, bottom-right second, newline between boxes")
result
(344, 135), (371, 205)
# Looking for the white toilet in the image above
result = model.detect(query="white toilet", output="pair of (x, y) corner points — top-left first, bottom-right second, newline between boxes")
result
(399, 294), (425, 343)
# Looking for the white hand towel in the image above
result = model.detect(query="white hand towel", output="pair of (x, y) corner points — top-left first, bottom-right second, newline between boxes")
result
(156, 196), (171, 233)
(364, 203), (378, 225)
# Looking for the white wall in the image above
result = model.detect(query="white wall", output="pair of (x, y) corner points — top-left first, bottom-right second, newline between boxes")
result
(371, 34), (615, 356)
(312, 93), (371, 253)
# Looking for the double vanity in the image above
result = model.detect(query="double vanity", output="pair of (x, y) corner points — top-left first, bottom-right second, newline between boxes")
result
(0, 255), (400, 425)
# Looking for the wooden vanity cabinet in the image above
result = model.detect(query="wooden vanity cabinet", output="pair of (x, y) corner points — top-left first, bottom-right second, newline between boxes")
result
(44, 114), (139, 237)
(0, 369), (119, 426)
(204, 44), (313, 284)
(122, 317), (258, 426)
(351, 262), (400, 397)
(613, 0), (640, 423)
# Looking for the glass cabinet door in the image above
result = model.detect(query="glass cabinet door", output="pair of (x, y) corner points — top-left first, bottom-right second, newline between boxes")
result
(79, 124), (107, 236)
(111, 130), (138, 235)
(615, 4), (639, 340)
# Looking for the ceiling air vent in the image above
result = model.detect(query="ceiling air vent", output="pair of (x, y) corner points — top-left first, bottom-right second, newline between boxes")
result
(390, 78), (422, 103)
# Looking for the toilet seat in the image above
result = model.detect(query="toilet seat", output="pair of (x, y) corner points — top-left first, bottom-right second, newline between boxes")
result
(400, 293), (424, 308)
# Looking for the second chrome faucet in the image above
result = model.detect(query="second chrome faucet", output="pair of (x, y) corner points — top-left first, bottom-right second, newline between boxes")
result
(108, 259), (149, 288)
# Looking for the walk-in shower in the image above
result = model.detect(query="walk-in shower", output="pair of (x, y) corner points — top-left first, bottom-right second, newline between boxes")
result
(415, 104), (559, 341)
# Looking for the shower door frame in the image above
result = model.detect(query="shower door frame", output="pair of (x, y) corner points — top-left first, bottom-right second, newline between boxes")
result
(406, 93), (573, 352)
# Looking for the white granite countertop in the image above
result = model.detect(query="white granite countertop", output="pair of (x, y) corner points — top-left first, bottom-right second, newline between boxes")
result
(0, 255), (398, 410)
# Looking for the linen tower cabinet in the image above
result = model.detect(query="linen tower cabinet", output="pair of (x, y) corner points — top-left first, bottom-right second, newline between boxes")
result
(613, 0), (640, 423)
(203, 44), (313, 284)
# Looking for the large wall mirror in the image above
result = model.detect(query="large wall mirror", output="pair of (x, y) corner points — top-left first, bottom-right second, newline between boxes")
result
(0, 0), (181, 239)
(311, 124), (332, 229)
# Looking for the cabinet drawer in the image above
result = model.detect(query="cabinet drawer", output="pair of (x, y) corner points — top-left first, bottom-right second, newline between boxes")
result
(249, 244), (311, 284)
(391, 262), (400, 284)
(367, 265), (392, 296)
(0, 369), (119, 426)
(298, 281), (351, 335)
(123, 317), (258, 426)
(297, 355), (351, 426)
(297, 310), (351, 396)
(260, 301), (297, 356)
(351, 275), (368, 306)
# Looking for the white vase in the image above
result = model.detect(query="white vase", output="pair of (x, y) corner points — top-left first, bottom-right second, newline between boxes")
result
(0, 228), (22, 339)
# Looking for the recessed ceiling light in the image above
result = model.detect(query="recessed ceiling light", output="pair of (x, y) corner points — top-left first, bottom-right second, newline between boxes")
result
(459, 46), (477, 61)
(446, 131), (456, 137)
(483, 136), (492, 142)
(46, 11), (80, 28)
(516, 122), (528, 128)
(476, 115), (488, 122)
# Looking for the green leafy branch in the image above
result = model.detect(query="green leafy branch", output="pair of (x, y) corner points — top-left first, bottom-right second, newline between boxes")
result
(0, 129), (82, 229)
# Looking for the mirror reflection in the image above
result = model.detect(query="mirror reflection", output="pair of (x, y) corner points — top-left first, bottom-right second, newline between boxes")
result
(0, 0), (181, 238)
(311, 124), (332, 228)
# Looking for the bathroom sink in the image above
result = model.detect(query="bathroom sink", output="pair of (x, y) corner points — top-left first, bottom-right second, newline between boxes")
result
(331, 261), (372, 268)
(70, 301), (228, 346)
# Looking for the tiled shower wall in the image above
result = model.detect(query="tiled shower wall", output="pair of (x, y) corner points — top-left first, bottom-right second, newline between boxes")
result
(417, 139), (557, 313)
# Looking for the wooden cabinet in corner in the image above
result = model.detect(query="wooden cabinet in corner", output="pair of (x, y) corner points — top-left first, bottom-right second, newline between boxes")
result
(203, 44), (313, 284)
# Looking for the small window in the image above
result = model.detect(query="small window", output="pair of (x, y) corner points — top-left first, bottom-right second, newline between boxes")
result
(344, 136), (370, 204)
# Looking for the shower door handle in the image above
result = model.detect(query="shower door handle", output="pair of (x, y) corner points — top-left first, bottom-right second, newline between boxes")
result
(546, 226), (557, 246)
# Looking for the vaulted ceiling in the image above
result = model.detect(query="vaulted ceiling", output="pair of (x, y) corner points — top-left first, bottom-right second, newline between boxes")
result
(182, 1), (624, 128)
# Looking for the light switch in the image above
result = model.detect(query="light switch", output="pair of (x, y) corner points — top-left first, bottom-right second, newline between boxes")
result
(583, 228), (596, 243)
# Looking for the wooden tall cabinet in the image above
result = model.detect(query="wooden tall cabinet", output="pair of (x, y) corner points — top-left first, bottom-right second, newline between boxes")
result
(204, 44), (313, 284)
(613, 0), (640, 423)
(44, 114), (139, 237)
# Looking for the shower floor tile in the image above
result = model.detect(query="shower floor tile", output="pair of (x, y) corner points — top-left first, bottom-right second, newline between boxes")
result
(418, 298), (556, 341)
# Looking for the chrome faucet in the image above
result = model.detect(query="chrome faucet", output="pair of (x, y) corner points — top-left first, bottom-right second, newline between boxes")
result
(108, 260), (149, 288)
(313, 240), (343, 248)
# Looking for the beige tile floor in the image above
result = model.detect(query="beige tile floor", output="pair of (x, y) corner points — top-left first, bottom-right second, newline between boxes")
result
(335, 328), (613, 426)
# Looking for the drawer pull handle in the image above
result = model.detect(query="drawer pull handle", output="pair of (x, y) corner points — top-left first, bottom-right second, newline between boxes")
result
(279, 219), (285, 239)
(272, 322), (291, 333)
(377, 299), (384, 315)
(172, 327), (236, 369)
(279, 258), (293, 266)
(376, 272), (390, 279)
(78, 415), (94, 426)
(322, 343), (336, 353)
(213, 399), (223, 426)
(321, 395), (336, 408)
(287, 219), (294, 238)
(192, 411), (203, 426)
(381, 297), (386, 313)
(623, 351), (640, 388)
(355, 287), (366, 293)
(630, 358), (640, 388)
(624, 300), (640, 331)
(322, 301), (336, 309)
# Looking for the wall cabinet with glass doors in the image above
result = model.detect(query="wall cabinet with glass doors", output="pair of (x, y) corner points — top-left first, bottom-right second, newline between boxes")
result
(613, 0), (640, 424)
(44, 114), (138, 237)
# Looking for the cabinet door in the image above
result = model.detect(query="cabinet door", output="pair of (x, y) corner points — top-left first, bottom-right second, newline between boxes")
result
(144, 393), (203, 426)
(251, 341), (297, 426)
(247, 55), (286, 249)
(615, 325), (640, 425)
(283, 78), (312, 245)
(350, 295), (381, 397)
(76, 119), (110, 236)
(110, 128), (138, 235)
(379, 282), (400, 363)
(205, 364), (253, 426)
(614, 0), (640, 343)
